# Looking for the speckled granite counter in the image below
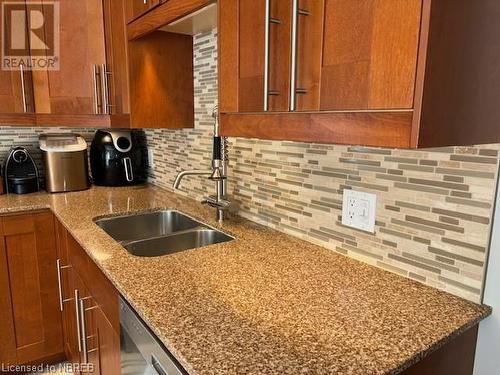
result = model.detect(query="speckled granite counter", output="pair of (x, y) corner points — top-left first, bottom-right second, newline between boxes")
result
(0, 185), (491, 375)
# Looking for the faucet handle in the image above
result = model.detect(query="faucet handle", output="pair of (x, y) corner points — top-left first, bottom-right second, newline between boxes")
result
(202, 195), (231, 210)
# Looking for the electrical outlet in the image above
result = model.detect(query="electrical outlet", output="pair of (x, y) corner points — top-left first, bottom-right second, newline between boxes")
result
(341, 189), (377, 233)
(147, 148), (155, 168)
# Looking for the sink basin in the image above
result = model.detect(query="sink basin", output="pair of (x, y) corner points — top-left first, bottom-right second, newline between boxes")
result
(94, 210), (234, 257)
(94, 210), (202, 243)
(124, 228), (234, 257)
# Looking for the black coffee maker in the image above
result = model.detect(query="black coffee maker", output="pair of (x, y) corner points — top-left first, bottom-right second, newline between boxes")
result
(90, 130), (148, 186)
(4, 147), (40, 194)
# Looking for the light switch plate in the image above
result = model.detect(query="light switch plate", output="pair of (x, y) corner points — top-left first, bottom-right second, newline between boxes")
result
(342, 189), (377, 233)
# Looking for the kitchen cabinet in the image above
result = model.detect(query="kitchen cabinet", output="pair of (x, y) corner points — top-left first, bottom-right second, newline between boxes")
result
(32, 0), (107, 116)
(125, 0), (162, 23)
(57, 223), (120, 375)
(126, 0), (211, 40)
(102, 0), (131, 116)
(0, 0), (130, 127)
(0, 211), (64, 366)
(219, 0), (500, 148)
(128, 30), (194, 128)
(219, 0), (420, 113)
(0, 0), (36, 125)
(55, 219), (80, 366)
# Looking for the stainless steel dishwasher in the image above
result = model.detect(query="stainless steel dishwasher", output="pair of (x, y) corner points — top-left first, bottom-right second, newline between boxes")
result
(120, 296), (185, 375)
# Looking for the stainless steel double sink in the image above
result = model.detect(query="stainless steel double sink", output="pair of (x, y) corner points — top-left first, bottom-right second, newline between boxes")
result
(94, 210), (234, 257)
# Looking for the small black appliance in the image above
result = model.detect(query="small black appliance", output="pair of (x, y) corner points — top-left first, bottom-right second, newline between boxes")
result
(4, 147), (40, 194)
(90, 130), (148, 186)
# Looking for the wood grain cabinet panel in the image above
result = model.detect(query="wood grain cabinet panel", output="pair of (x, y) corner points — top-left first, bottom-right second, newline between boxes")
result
(125, 0), (161, 23)
(319, 0), (422, 110)
(32, 0), (107, 115)
(128, 30), (194, 129)
(0, 211), (64, 365)
(294, 0), (324, 111)
(55, 220), (80, 367)
(0, 229), (17, 366)
(0, 0), (36, 123)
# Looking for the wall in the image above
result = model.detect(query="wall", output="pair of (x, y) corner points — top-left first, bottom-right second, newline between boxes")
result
(0, 127), (96, 184)
(474, 171), (500, 374)
(145, 29), (500, 303)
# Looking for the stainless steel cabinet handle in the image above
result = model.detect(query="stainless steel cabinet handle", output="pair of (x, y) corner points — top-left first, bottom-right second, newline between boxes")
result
(75, 289), (82, 352)
(56, 259), (72, 311)
(79, 298), (98, 364)
(20, 64), (27, 113)
(289, 0), (299, 111)
(263, 0), (271, 111)
(92, 65), (101, 114)
(144, 0), (148, 4)
(100, 64), (112, 114)
(79, 299), (88, 362)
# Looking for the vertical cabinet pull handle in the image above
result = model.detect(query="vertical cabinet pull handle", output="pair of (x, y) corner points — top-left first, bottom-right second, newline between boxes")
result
(79, 299), (88, 362)
(92, 65), (101, 114)
(263, 0), (271, 111)
(101, 64), (112, 114)
(56, 259), (64, 311)
(56, 259), (72, 311)
(79, 298), (98, 364)
(20, 64), (27, 113)
(289, 0), (299, 111)
(75, 290), (82, 352)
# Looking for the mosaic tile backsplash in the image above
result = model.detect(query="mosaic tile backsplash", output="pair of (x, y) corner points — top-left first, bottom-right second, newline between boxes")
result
(146, 29), (500, 303)
(0, 30), (497, 303)
(0, 127), (96, 185)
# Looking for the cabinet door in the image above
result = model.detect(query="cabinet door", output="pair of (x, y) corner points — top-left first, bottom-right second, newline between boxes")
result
(95, 306), (120, 375)
(73, 270), (120, 375)
(294, 0), (324, 111)
(220, 0), (292, 113)
(103, 0), (130, 115)
(32, 0), (107, 115)
(0, 229), (17, 365)
(1, 211), (63, 364)
(125, 0), (160, 23)
(0, 0), (35, 115)
(55, 220), (81, 366)
(319, 0), (422, 110)
(73, 272), (101, 375)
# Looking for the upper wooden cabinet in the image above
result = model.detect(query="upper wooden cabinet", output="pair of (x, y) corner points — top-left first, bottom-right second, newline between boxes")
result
(225, 0), (421, 114)
(0, 0), (36, 124)
(318, 0), (421, 111)
(33, 0), (107, 116)
(125, 0), (162, 23)
(219, 0), (500, 148)
(0, 0), (130, 127)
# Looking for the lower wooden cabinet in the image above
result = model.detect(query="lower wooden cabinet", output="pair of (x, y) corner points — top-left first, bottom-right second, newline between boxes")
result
(0, 210), (121, 371)
(0, 211), (64, 366)
(57, 220), (120, 375)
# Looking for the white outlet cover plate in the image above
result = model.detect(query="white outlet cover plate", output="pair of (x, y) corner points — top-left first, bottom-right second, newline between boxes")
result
(342, 189), (377, 233)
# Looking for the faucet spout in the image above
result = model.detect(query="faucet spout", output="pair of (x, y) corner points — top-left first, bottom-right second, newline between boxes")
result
(173, 170), (212, 189)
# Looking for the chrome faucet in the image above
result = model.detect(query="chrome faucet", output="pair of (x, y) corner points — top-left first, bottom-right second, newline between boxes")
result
(173, 106), (230, 223)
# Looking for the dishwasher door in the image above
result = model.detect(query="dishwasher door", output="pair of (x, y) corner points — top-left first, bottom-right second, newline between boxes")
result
(120, 296), (185, 375)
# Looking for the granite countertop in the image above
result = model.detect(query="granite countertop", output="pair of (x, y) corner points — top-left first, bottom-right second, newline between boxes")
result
(0, 185), (491, 375)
